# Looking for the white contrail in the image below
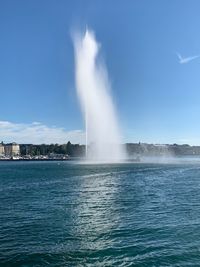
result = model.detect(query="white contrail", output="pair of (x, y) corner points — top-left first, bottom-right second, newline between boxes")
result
(176, 52), (200, 64)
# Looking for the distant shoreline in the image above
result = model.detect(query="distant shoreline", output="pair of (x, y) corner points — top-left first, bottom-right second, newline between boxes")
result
(0, 158), (74, 162)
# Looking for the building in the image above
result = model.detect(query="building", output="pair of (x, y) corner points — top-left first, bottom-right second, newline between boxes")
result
(0, 143), (4, 156)
(4, 143), (20, 157)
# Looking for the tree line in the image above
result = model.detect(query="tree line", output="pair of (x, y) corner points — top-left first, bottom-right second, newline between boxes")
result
(19, 142), (200, 158)
(20, 142), (85, 157)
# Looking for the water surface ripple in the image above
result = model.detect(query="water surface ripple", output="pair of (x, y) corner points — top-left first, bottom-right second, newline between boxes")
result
(1, 162), (200, 266)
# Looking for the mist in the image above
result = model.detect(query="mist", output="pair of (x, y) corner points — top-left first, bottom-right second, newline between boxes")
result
(73, 28), (126, 162)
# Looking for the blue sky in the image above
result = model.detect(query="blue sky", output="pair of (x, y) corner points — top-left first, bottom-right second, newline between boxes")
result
(1, 0), (200, 144)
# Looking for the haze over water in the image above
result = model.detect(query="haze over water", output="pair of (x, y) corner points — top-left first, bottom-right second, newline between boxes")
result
(73, 29), (126, 162)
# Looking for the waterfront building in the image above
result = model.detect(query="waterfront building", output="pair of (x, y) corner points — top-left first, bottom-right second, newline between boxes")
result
(0, 143), (4, 156)
(4, 143), (20, 157)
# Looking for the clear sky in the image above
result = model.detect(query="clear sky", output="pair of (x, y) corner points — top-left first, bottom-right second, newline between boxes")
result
(1, 0), (200, 144)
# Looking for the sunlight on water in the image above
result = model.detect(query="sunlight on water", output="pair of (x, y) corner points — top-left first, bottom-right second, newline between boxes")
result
(1, 162), (200, 266)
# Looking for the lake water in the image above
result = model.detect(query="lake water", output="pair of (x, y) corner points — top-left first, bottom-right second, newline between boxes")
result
(1, 161), (200, 266)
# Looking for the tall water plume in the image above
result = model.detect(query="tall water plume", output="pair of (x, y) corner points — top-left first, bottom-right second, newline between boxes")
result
(73, 28), (126, 162)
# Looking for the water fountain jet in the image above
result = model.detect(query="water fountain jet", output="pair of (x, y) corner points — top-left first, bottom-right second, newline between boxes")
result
(73, 28), (126, 163)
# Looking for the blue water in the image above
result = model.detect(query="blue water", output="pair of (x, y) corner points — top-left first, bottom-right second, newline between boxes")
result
(1, 161), (200, 266)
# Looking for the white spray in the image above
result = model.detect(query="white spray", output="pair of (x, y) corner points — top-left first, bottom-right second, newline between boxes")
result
(73, 28), (126, 162)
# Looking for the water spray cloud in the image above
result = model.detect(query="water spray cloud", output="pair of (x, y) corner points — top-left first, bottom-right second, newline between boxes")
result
(73, 28), (126, 162)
